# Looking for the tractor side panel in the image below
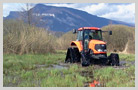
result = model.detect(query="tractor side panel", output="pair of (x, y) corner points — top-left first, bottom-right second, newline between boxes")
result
(71, 41), (82, 52)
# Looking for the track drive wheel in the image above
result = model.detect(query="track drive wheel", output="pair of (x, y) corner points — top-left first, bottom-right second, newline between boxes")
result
(108, 53), (120, 66)
(80, 56), (90, 67)
(65, 47), (81, 63)
(101, 58), (108, 66)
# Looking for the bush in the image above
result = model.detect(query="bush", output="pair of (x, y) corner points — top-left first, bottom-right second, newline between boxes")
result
(102, 25), (135, 53)
(56, 31), (77, 50)
(57, 25), (135, 54)
(4, 20), (135, 54)
(3, 20), (56, 54)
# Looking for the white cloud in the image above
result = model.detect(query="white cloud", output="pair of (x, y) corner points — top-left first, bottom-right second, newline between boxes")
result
(99, 3), (135, 23)
(45, 3), (92, 9)
(3, 3), (23, 17)
(45, 3), (135, 24)
(3, 3), (135, 24)
(82, 3), (117, 16)
(3, 3), (33, 17)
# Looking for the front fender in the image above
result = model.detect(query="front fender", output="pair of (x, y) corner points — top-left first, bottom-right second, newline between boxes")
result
(71, 41), (82, 52)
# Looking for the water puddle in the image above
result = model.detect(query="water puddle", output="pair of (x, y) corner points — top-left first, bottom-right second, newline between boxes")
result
(36, 63), (70, 70)
(48, 64), (68, 70)
(113, 60), (135, 69)
(35, 64), (48, 68)
(120, 60), (135, 66)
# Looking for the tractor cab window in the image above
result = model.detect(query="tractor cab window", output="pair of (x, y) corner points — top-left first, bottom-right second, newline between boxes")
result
(89, 30), (102, 40)
(92, 30), (102, 40)
(77, 31), (83, 40)
(84, 30), (89, 50)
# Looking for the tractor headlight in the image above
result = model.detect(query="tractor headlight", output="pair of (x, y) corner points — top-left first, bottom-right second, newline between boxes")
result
(97, 49), (103, 52)
(104, 49), (107, 52)
(95, 44), (106, 52)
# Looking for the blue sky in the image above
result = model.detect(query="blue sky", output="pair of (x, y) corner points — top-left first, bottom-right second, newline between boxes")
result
(3, 3), (135, 24)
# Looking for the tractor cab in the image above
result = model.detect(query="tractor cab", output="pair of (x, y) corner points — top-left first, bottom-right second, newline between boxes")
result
(65, 27), (119, 66)
(72, 27), (111, 54)
(76, 27), (103, 41)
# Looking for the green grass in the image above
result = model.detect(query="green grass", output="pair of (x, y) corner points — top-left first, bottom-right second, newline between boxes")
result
(3, 51), (88, 87)
(3, 64), (88, 87)
(3, 53), (65, 73)
(3, 51), (135, 87)
(107, 53), (135, 61)
(119, 53), (135, 61)
(93, 66), (135, 87)
(16, 65), (87, 87)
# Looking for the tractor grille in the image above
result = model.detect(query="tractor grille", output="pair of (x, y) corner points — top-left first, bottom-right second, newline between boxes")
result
(95, 44), (106, 51)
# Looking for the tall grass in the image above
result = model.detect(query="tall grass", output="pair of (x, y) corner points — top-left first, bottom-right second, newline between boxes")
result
(56, 31), (76, 50)
(3, 52), (135, 87)
(3, 20), (135, 54)
(3, 52), (87, 87)
(3, 20), (56, 54)
(102, 25), (135, 53)
(93, 66), (135, 87)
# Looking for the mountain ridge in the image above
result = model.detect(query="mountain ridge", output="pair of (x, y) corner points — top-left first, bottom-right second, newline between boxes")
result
(4, 4), (135, 32)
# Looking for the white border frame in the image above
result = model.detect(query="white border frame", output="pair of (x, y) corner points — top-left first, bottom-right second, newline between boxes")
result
(0, 0), (137, 89)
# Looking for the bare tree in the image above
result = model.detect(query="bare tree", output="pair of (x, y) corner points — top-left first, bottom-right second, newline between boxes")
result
(26, 3), (32, 25)
(19, 3), (48, 27)
(19, 3), (34, 26)
(109, 20), (113, 30)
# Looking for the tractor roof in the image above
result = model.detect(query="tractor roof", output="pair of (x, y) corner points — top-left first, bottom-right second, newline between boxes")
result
(78, 27), (101, 31)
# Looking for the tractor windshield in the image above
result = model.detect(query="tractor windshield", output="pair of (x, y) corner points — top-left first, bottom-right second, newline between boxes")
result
(86, 30), (102, 40)
(77, 30), (102, 41)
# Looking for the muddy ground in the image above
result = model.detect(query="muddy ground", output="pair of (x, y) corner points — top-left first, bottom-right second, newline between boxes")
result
(35, 59), (135, 87)
(36, 60), (135, 70)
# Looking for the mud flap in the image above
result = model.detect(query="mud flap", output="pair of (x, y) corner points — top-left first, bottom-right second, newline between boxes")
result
(108, 53), (120, 66)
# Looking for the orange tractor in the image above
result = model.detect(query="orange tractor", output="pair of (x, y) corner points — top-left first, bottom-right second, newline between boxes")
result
(65, 27), (119, 66)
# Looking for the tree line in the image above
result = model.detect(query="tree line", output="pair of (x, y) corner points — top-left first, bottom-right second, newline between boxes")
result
(3, 19), (135, 54)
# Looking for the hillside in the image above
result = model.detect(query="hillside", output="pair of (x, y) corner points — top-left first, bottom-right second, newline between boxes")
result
(4, 4), (134, 32)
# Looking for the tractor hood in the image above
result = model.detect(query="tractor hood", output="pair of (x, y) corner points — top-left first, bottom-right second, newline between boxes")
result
(89, 39), (106, 54)
(89, 39), (106, 45)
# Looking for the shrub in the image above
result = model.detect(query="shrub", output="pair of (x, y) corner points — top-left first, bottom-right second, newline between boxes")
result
(56, 31), (76, 50)
(102, 25), (135, 53)
(3, 20), (56, 54)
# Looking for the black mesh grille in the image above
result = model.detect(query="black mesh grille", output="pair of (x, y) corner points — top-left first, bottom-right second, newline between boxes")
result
(95, 44), (106, 51)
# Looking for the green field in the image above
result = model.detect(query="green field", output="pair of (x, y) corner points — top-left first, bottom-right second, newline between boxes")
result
(3, 51), (135, 87)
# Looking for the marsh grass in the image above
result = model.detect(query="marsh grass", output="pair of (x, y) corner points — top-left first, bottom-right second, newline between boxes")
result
(3, 52), (65, 74)
(3, 51), (135, 87)
(4, 64), (87, 87)
(107, 53), (135, 61)
(119, 54), (135, 61)
(93, 66), (135, 87)
(3, 51), (87, 87)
